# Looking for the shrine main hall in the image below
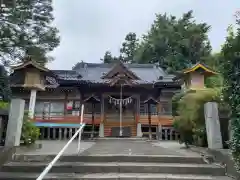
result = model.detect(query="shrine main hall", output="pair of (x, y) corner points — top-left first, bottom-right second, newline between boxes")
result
(10, 59), (183, 139)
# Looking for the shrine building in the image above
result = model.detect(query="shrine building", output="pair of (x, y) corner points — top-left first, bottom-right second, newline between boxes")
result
(9, 58), (187, 140)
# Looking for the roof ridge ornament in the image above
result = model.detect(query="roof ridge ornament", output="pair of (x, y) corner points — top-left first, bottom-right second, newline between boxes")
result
(45, 76), (59, 88)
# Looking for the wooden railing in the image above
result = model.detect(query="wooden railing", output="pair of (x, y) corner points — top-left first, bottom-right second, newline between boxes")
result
(34, 113), (173, 126)
(34, 113), (101, 124)
(141, 126), (180, 140)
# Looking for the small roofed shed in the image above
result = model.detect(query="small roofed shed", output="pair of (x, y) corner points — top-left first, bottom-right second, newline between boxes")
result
(10, 57), (59, 118)
(173, 62), (218, 90)
(10, 56), (52, 91)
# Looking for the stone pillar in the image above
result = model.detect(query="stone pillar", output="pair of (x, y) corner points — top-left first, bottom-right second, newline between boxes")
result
(204, 102), (223, 149)
(137, 123), (142, 137)
(28, 89), (37, 119)
(5, 99), (25, 147)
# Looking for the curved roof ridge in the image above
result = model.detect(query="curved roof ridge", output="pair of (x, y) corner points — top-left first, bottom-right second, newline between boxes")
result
(73, 62), (163, 69)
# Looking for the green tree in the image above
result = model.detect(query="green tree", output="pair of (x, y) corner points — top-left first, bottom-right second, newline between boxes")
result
(120, 32), (139, 63)
(100, 51), (122, 63)
(0, 0), (60, 66)
(221, 23), (240, 171)
(134, 10), (212, 72)
(0, 65), (11, 101)
(101, 51), (114, 63)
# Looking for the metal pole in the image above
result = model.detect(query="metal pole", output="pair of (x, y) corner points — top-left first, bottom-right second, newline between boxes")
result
(77, 104), (84, 154)
(119, 84), (123, 136)
(36, 124), (85, 180)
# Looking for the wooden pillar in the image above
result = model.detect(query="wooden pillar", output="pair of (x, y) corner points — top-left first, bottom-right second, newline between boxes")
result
(136, 95), (140, 124)
(148, 102), (152, 140)
(100, 95), (105, 123)
(64, 90), (68, 116)
(157, 96), (162, 140)
(136, 95), (142, 137)
(91, 103), (95, 138)
(79, 90), (83, 121)
(99, 95), (105, 137)
(28, 89), (37, 119)
(157, 96), (161, 125)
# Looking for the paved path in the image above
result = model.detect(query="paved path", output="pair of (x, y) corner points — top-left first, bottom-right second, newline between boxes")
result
(80, 140), (200, 156)
(16, 140), (95, 155)
(16, 140), (200, 157)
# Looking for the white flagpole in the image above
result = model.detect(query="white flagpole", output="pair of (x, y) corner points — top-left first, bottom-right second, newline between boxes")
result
(119, 84), (123, 136)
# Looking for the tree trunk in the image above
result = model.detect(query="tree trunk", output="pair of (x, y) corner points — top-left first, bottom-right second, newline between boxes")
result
(148, 103), (152, 140)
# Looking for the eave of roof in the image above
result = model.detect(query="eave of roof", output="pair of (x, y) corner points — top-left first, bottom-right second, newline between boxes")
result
(51, 62), (177, 86)
(12, 60), (49, 72)
(183, 62), (217, 75)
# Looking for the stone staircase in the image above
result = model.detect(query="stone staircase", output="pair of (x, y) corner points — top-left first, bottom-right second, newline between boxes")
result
(0, 154), (233, 180)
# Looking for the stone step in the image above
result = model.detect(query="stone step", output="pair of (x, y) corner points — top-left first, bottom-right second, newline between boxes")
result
(13, 154), (206, 164)
(0, 173), (232, 180)
(2, 162), (225, 176)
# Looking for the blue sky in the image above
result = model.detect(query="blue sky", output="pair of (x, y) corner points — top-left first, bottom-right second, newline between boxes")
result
(48, 0), (239, 70)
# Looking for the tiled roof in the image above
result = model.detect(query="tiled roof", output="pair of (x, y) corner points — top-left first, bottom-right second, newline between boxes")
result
(53, 62), (176, 85)
(53, 70), (82, 81)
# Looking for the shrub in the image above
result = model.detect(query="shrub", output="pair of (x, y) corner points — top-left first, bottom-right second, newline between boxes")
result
(21, 112), (40, 145)
(173, 116), (194, 147)
(173, 89), (220, 147)
(205, 75), (223, 88)
(172, 91), (186, 117)
(0, 101), (8, 109)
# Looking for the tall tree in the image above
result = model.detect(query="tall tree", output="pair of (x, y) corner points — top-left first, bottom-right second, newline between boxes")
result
(100, 51), (121, 63)
(100, 51), (114, 63)
(120, 32), (139, 63)
(0, 65), (11, 101)
(134, 10), (212, 72)
(0, 0), (60, 66)
(221, 20), (240, 171)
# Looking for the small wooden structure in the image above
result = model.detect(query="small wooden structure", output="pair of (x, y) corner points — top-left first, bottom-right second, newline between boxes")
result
(174, 62), (217, 90)
(143, 97), (159, 140)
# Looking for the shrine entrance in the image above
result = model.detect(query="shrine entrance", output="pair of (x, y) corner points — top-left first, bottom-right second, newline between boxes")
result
(101, 61), (140, 137)
(105, 95), (136, 137)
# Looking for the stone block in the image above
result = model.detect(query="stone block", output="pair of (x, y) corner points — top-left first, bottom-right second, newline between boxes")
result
(204, 102), (223, 149)
(5, 99), (25, 147)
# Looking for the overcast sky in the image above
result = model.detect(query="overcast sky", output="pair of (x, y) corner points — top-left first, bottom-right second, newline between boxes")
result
(48, 0), (239, 70)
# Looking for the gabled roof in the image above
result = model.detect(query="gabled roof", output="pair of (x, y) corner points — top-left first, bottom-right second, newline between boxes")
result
(183, 62), (217, 75)
(84, 95), (100, 103)
(143, 96), (159, 104)
(70, 62), (172, 85)
(101, 61), (140, 80)
(11, 57), (49, 72)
